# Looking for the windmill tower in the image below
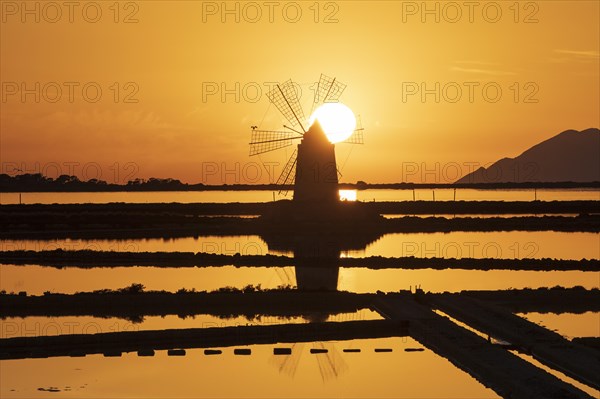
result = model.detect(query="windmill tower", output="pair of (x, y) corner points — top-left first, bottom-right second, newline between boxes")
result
(294, 120), (338, 202)
(249, 75), (363, 203)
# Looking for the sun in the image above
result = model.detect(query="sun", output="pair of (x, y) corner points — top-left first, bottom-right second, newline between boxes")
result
(308, 103), (356, 143)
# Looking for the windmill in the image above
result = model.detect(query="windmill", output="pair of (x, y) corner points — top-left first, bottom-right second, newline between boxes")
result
(249, 75), (364, 201)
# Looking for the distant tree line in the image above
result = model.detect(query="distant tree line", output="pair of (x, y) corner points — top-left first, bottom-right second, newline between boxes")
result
(0, 173), (598, 192)
(0, 173), (196, 192)
(0, 173), (291, 192)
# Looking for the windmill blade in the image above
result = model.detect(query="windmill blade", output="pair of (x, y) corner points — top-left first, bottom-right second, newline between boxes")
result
(275, 266), (296, 287)
(269, 343), (304, 378)
(313, 342), (348, 382)
(312, 74), (347, 112)
(276, 149), (297, 195)
(342, 128), (364, 144)
(323, 343), (348, 379)
(249, 130), (302, 156)
(342, 116), (364, 144)
(267, 80), (306, 132)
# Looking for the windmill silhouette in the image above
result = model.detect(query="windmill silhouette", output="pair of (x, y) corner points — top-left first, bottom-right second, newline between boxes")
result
(249, 75), (364, 200)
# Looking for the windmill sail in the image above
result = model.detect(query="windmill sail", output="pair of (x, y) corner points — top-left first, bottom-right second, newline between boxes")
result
(342, 115), (364, 144)
(276, 149), (297, 195)
(267, 80), (306, 131)
(342, 128), (364, 144)
(312, 74), (347, 113)
(269, 343), (304, 378)
(249, 130), (301, 156)
(314, 342), (349, 382)
(249, 75), (364, 198)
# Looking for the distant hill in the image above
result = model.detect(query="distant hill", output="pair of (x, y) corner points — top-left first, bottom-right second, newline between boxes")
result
(457, 128), (600, 183)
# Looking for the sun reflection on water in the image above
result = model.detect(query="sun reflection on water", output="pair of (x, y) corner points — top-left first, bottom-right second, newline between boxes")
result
(339, 189), (357, 201)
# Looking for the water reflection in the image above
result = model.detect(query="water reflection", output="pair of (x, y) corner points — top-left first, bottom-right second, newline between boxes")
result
(361, 231), (600, 260)
(357, 188), (600, 202)
(1, 230), (597, 294)
(1, 188), (598, 204)
(0, 195), (596, 397)
(382, 213), (582, 218)
(0, 338), (499, 398)
(259, 228), (381, 291)
(1, 310), (383, 339)
(0, 265), (293, 295)
(2, 265), (597, 295)
(0, 236), (271, 255)
(518, 312), (600, 338)
(3, 231), (597, 259)
(270, 342), (348, 381)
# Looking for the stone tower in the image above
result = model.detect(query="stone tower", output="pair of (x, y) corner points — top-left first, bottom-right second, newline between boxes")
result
(293, 121), (339, 202)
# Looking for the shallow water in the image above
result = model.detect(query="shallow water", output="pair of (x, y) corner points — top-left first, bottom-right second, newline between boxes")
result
(382, 213), (582, 218)
(0, 191), (597, 397)
(1, 264), (597, 295)
(2, 231), (598, 260)
(0, 337), (499, 399)
(518, 311), (600, 339)
(1, 188), (598, 204)
(1, 311), (383, 339)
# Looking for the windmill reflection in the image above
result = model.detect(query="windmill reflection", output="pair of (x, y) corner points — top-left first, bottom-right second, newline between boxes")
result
(261, 223), (381, 291)
(269, 342), (349, 382)
(258, 201), (382, 380)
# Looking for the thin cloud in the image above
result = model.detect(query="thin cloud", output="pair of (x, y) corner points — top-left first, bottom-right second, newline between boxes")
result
(550, 49), (600, 63)
(554, 49), (599, 59)
(453, 60), (499, 66)
(450, 66), (516, 76)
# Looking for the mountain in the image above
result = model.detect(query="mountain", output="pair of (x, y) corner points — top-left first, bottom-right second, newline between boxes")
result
(456, 128), (600, 183)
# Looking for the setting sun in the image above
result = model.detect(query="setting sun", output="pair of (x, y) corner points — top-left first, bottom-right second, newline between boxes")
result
(308, 103), (356, 143)
(0, 2), (598, 398)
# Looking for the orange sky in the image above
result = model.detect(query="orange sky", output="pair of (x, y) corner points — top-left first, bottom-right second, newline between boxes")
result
(1, 1), (598, 184)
